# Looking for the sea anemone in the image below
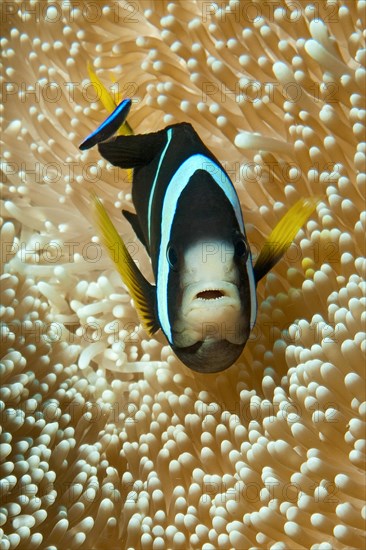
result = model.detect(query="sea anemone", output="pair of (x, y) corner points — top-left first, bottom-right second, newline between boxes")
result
(1, 1), (365, 548)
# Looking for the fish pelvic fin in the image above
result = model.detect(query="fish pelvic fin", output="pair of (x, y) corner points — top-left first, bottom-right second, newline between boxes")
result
(122, 210), (150, 254)
(253, 196), (321, 283)
(92, 193), (159, 335)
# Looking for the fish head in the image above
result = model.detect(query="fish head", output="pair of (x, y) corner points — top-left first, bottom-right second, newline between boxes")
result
(166, 230), (256, 373)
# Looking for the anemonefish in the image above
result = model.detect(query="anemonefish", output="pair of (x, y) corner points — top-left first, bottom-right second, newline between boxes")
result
(80, 99), (318, 373)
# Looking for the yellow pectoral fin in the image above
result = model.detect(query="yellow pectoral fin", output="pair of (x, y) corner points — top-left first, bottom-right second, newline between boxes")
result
(254, 196), (321, 283)
(92, 193), (158, 335)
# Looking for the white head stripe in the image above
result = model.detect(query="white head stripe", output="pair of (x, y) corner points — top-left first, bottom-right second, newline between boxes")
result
(147, 128), (173, 241)
(157, 153), (256, 342)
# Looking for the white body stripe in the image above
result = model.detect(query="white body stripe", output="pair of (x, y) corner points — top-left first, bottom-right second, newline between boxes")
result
(147, 128), (173, 241)
(156, 153), (257, 342)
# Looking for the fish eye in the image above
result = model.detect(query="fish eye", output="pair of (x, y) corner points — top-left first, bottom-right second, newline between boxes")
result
(234, 236), (247, 259)
(167, 244), (178, 269)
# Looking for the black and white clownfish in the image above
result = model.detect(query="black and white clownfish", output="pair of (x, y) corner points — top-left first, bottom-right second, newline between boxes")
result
(80, 99), (318, 373)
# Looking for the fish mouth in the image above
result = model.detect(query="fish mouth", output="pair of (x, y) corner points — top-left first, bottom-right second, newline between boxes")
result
(195, 289), (226, 300)
(187, 281), (239, 310)
(171, 281), (246, 347)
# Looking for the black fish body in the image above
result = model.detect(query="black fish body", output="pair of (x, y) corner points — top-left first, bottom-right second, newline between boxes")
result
(80, 100), (319, 373)
(98, 123), (256, 372)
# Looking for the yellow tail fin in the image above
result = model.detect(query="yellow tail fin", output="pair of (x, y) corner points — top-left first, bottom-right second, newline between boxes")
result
(87, 62), (134, 181)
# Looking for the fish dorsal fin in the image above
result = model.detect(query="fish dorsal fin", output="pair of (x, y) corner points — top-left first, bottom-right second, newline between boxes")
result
(92, 193), (159, 335)
(98, 130), (167, 169)
(79, 99), (132, 150)
(254, 197), (320, 283)
(122, 209), (150, 253)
